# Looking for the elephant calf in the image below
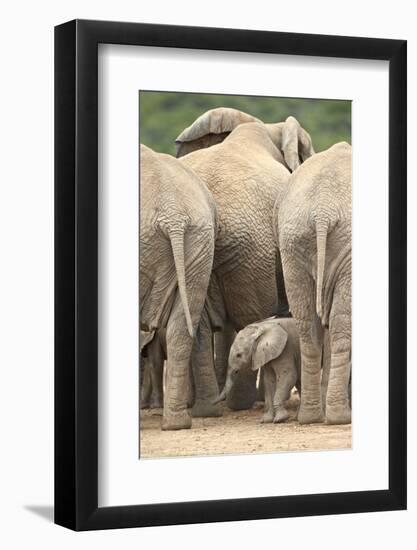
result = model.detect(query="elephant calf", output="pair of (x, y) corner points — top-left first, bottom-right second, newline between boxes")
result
(215, 317), (300, 423)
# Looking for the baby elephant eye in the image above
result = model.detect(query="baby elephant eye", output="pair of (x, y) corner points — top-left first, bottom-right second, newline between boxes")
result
(236, 353), (242, 358)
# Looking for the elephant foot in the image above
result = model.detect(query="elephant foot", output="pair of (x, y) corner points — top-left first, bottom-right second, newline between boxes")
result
(260, 411), (274, 423)
(325, 404), (351, 425)
(273, 409), (289, 423)
(140, 400), (150, 410)
(161, 410), (192, 430)
(297, 404), (324, 424)
(192, 399), (223, 418)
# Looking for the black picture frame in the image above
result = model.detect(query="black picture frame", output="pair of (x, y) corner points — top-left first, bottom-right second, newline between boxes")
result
(55, 19), (407, 531)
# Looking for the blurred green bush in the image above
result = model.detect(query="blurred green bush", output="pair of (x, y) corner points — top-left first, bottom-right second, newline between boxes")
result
(139, 91), (351, 155)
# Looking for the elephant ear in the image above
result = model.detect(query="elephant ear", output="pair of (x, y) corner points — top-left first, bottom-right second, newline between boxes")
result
(175, 108), (260, 157)
(281, 116), (315, 172)
(251, 324), (288, 370)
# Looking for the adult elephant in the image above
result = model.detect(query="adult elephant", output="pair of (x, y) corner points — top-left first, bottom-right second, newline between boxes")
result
(175, 108), (314, 409)
(140, 144), (220, 430)
(276, 142), (352, 424)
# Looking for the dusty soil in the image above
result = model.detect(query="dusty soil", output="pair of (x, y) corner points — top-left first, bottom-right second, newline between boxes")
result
(140, 394), (352, 459)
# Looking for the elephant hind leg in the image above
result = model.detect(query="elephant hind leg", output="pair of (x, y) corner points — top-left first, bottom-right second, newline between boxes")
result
(162, 234), (215, 430)
(325, 275), (351, 425)
(320, 327), (331, 414)
(296, 319), (324, 424)
(214, 322), (235, 392)
(162, 295), (193, 431)
(149, 359), (164, 409)
(280, 253), (323, 424)
(191, 308), (222, 418)
(273, 360), (298, 423)
(140, 357), (152, 409)
(325, 354), (351, 424)
(143, 336), (164, 409)
(326, 315), (351, 425)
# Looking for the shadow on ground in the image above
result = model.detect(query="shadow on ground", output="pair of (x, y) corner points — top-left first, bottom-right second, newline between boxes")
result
(24, 505), (54, 523)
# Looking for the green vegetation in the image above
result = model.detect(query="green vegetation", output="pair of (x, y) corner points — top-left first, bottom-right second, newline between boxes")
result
(139, 91), (351, 155)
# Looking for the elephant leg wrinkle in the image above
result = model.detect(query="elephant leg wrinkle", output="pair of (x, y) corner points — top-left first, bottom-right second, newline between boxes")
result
(296, 321), (324, 424)
(162, 357), (192, 431)
(191, 309), (223, 418)
(298, 371), (324, 424)
(161, 409), (192, 431)
(325, 350), (351, 425)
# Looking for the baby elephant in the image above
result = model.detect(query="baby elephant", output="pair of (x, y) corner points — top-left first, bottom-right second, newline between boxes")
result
(215, 317), (300, 423)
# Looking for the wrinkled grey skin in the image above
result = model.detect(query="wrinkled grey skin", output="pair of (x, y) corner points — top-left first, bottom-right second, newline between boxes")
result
(213, 323), (236, 391)
(140, 144), (220, 430)
(276, 142), (352, 425)
(176, 108), (314, 410)
(215, 317), (300, 423)
(140, 329), (165, 409)
(206, 273), (251, 408)
(140, 328), (197, 410)
(321, 327), (351, 412)
(204, 272), (233, 391)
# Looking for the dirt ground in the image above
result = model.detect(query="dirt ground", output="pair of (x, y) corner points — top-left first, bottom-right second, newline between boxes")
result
(140, 394), (352, 459)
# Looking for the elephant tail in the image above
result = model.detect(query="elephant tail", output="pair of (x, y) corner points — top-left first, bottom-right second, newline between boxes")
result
(169, 228), (194, 337)
(315, 217), (328, 323)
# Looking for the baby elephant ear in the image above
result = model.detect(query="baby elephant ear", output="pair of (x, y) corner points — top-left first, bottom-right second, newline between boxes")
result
(281, 116), (315, 172)
(252, 325), (288, 371)
(175, 108), (260, 157)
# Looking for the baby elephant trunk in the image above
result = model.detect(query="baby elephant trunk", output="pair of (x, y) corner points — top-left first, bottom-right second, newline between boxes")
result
(212, 373), (234, 404)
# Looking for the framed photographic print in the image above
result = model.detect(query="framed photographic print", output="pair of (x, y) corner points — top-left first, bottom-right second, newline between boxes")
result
(55, 19), (407, 530)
